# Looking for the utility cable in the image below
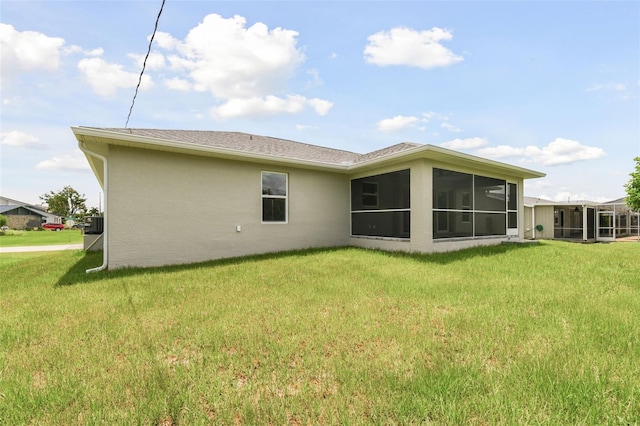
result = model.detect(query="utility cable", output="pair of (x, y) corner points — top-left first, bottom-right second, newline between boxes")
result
(125, 0), (166, 128)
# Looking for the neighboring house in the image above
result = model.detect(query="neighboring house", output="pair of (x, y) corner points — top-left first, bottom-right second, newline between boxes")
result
(524, 196), (639, 242)
(73, 127), (545, 270)
(0, 196), (62, 229)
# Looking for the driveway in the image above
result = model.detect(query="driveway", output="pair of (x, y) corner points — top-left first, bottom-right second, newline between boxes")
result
(0, 244), (84, 253)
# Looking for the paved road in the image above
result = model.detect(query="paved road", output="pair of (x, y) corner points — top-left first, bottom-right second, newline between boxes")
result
(0, 244), (84, 253)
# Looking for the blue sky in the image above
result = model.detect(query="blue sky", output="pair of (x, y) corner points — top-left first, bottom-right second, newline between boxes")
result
(1, 1), (638, 209)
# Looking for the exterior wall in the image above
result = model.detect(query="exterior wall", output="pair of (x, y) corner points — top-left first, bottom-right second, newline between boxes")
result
(532, 206), (555, 239)
(348, 159), (426, 253)
(7, 214), (42, 230)
(107, 146), (350, 269)
(348, 159), (525, 255)
(426, 160), (525, 253)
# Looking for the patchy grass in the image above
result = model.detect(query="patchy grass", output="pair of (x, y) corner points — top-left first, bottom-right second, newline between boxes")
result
(0, 228), (82, 247)
(0, 241), (638, 424)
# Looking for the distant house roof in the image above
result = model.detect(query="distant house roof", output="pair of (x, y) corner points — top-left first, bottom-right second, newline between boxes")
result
(602, 197), (627, 205)
(524, 196), (635, 209)
(0, 196), (27, 206)
(72, 127), (545, 180)
(0, 196), (57, 217)
(523, 197), (599, 207)
(0, 204), (48, 217)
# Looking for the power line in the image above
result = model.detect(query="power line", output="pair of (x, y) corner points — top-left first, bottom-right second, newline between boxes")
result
(125, 0), (166, 128)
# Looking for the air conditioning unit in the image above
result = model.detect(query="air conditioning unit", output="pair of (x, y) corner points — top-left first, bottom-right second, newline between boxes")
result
(85, 216), (104, 235)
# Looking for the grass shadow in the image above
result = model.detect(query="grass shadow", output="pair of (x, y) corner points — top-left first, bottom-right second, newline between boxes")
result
(56, 241), (542, 287)
(55, 246), (350, 286)
(379, 240), (541, 265)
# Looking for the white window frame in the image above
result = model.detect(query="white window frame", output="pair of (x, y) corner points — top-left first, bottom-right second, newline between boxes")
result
(461, 191), (471, 223)
(350, 169), (411, 239)
(361, 181), (379, 208)
(433, 169), (511, 240)
(261, 171), (288, 224)
(507, 182), (518, 236)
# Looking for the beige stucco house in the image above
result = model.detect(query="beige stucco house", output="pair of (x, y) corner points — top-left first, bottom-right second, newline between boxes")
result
(73, 127), (545, 271)
(0, 195), (62, 229)
(524, 196), (639, 242)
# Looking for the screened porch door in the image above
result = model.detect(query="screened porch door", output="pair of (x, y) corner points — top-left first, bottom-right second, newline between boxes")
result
(597, 211), (615, 242)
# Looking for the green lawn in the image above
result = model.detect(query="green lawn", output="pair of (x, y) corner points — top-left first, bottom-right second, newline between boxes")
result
(1, 241), (638, 424)
(0, 228), (82, 247)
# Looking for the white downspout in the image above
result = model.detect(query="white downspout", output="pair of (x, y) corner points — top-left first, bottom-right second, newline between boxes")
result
(532, 206), (536, 239)
(78, 141), (108, 273)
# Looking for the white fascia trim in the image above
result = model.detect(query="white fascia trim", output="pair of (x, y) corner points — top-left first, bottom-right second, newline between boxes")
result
(347, 144), (545, 179)
(71, 127), (546, 179)
(71, 126), (351, 173)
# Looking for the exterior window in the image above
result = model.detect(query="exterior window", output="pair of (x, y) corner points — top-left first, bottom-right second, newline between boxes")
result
(432, 169), (473, 238)
(262, 172), (287, 223)
(433, 168), (509, 239)
(361, 182), (379, 207)
(507, 183), (518, 230)
(351, 169), (410, 239)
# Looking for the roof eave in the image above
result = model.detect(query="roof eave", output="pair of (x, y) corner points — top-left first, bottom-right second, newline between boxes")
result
(349, 144), (546, 179)
(71, 126), (352, 173)
(71, 127), (546, 179)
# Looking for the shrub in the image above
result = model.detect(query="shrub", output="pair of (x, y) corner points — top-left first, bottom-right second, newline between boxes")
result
(26, 219), (41, 229)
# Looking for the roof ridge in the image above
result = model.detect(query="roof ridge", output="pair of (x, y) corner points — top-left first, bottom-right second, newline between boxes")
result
(86, 128), (362, 166)
(263, 134), (359, 155)
(354, 141), (423, 163)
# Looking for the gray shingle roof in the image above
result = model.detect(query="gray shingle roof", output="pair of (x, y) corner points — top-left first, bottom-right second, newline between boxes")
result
(353, 142), (422, 164)
(0, 204), (48, 215)
(86, 128), (421, 166)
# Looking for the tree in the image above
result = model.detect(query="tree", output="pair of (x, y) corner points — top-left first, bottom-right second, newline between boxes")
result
(0, 214), (7, 228)
(625, 157), (640, 211)
(85, 207), (102, 217)
(40, 186), (87, 218)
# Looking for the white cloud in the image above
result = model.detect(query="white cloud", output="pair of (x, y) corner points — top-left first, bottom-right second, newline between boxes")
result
(441, 137), (488, 150)
(540, 190), (610, 204)
(153, 14), (329, 118)
(154, 31), (180, 50)
(36, 150), (89, 172)
(586, 82), (631, 99)
(477, 145), (526, 158)
(62, 45), (104, 57)
(86, 47), (104, 56)
(421, 111), (451, 123)
(477, 138), (606, 166)
(296, 124), (319, 130)
(0, 130), (47, 149)
(128, 52), (166, 70)
(305, 69), (323, 88)
(160, 14), (304, 99)
(364, 26), (463, 69)
(211, 95), (332, 119)
(376, 115), (419, 132)
(77, 57), (153, 97)
(0, 23), (65, 84)
(62, 45), (82, 55)
(307, 98), (333, 116)
(164, 77), (192, 91)
(441, 122), (461, 133)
